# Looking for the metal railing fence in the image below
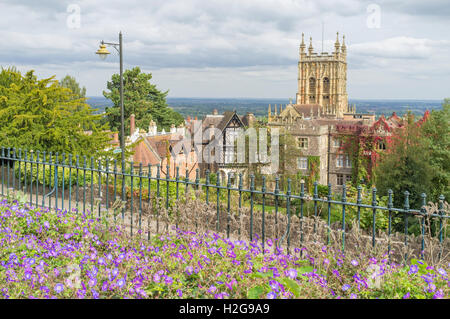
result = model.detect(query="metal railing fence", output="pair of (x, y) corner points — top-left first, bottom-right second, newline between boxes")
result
(0, 146), (448, 263)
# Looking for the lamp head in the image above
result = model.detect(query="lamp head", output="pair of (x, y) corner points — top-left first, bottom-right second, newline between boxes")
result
(96, 43), (110, 60)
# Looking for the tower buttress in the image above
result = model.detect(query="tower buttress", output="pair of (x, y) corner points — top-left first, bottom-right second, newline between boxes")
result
(334, 32), (340, 58)
(308, 37), (314, 55)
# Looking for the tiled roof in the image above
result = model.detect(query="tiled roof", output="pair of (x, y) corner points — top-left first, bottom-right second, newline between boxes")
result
(293, 104), (322, 117)
(132, 133), (187, 166)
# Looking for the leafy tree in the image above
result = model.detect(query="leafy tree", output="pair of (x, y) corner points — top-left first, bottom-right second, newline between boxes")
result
(102, 67), (184, 138)
(375, 103), (449, 209)
(60, 75), (86, 99)
(419, 99), (450, 202)
(374, 102), (450, 235)
(375, 112), (433, 209)
(0, 68), (111, 157)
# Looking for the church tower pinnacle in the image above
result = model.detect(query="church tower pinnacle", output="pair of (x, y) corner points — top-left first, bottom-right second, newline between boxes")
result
(308, 36), (314, 55)
(296, 32), (348, 118)
(341, 34), (347, 57)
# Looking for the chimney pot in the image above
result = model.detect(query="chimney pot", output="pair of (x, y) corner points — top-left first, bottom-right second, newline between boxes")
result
(130, 114), (136, 135)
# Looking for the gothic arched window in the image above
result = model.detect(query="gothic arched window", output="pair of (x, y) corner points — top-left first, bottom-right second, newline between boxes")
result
(323, 77), (330, 93)
(309, 77), (316, 103)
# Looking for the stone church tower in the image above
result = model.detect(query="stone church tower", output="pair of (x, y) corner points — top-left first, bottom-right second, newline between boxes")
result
(296, 32), (349, 118)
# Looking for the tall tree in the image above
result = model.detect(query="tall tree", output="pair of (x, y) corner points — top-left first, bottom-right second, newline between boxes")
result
(60, 75), (86, 99)
(375, 101), (450, 209)
(0, 68), (110, 157)
(420, 99), (450, 201)
(102, 67), (184, 138)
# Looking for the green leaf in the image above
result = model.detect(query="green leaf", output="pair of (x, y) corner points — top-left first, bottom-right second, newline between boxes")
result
(251, 271), (274, 279)
(247, 285), (265, 299)
(296, 266), (314, 275)
(279, 278), (301, 298)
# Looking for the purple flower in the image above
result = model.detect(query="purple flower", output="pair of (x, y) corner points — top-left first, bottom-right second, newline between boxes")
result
(117, 277), (126, 289)
(111, 268), (119, 280)
(285, 268), (297, 279)
(215, 292), (229, 299)
(153, 274), (161, 282)
(421, 274), (434, 284)
(351, 260), (359, 267)
(369, 258), (377, 264)
(40, 286), (50, 294)
(177, 289), (183, 298)
(427, 283), (436, 293)
(408, 265), (418, 275)
(101, 281), (108, 291)
(403, 292), (410, 299)
(207, 285), (217, 294)
(266, 292), (277, 299)
(437, 268), (447, 277)
(269, 280), (282, 293)
(98, 258), (106, 265)
(54, 283), (64, 294)
(350, 293), (357, 299)
(76, 289), (86, 299)
(164, 276), (173, 286)
(433, 289), (444, 299)
(185, 266), (194, 276)
(88, 278), (97, 288)
(92, 289), (99, 299)
(24, 272), (32, 280)
(342, 284), (351, 292)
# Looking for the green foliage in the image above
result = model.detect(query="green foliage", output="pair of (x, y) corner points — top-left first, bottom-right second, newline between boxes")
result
(375, 101), (450, 209)
(14, 161), (98, 189)
(277, 131), (304, 193)
(0, 68), (111, 157)
(336, 134), (374, 186)
(102, 67), (184, 137)
(419, 99), (450, 202)
(0, 202), (448, 299)
(316, 184), (329, 198)
(60, 75), (86, 99)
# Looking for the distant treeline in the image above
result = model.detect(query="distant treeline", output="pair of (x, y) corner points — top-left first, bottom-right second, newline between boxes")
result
(87, 96), (444, 119)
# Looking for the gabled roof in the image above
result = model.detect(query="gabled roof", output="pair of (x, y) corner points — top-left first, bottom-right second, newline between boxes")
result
(386, 112), (404, 128)
(293, 104), (322, 117)
(216, 111), (245, 132)
(279, 104), (302, 118)
(132, 133), (187, 166)
(372, 115), (392, 133)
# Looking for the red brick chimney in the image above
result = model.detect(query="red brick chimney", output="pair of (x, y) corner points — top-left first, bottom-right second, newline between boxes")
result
(130, 114), (135, 135)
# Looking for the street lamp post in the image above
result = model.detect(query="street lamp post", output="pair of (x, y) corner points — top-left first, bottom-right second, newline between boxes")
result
(96, 31), (125, 164)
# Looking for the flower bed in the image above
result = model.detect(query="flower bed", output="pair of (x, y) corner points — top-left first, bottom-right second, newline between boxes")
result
(0, 200), (448, 299)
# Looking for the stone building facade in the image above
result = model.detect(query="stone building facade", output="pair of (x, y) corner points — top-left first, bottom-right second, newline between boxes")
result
(296, 32), (349, 118)
(267, 32), (381, 191)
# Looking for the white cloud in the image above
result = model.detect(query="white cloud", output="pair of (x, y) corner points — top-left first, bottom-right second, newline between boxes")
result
(0, 0), (449, 99)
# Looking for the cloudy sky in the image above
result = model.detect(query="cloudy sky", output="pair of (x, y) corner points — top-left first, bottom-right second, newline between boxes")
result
(1, 0), (449, 99)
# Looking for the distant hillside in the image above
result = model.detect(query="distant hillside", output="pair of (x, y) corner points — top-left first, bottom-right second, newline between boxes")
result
(86, 96), (444, 119)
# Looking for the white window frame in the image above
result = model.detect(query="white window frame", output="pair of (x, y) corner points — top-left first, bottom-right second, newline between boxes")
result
(297, 157), (308, 170)
(297, 137), (308, 149)
(336, 155), (344, 168)
(337, 174), (344, 186)
(333, 139), (342, 148)
(345, 155), (352, 168)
